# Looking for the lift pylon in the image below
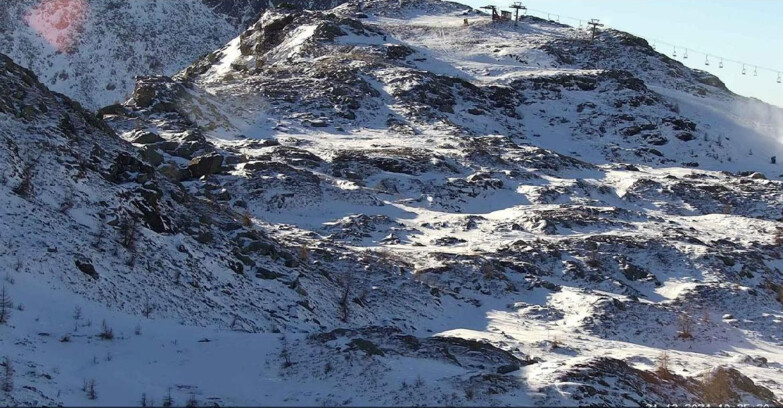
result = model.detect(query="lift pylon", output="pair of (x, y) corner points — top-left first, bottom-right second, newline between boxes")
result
(510, 2), (526, 26)
(587, 19), (603, 41)
(480, 5), (500, 22)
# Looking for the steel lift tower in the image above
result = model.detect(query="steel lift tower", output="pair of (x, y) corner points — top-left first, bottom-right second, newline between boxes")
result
(509, 2), (526, 26)
(588, 19), (604, 41)
(480, 5), (500, 22)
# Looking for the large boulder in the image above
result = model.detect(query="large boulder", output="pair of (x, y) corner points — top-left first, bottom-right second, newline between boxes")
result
(187, 153), (224, 179)
(130, 131), (164, 144)
(74, 258), (99, 280)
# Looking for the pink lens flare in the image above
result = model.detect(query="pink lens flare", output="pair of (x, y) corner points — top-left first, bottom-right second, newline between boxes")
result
(24, 0), (90, 53)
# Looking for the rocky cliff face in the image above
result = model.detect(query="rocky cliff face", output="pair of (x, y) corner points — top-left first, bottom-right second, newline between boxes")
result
(1, 0), (783, 406)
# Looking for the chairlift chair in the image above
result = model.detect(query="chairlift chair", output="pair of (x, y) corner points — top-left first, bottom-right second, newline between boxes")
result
(705, 55), (710, 66)
(754, 66), (758, 76)
(778, 72), (782, 84)
(719, 58), (724, 69)
(673, 47), (677, 58)
(683, 48), (688, 59)
(742, 65), (747, 75)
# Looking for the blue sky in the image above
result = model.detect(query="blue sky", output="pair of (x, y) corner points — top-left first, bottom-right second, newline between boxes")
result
(460, 0), (783, 108)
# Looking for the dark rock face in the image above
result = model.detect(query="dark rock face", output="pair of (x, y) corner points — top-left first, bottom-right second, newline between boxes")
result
(97, 104), (127, 118)
(311, 327), (530, 373)
(131, 188), (172, 234)
(201, 0), (345, 27)
(108, 152), (155, 183)
(200, 0), (269, 27)
(187, 153), (224, 179)
(433, 236), (467, 246)
(130, 131), (165, 144)
(131, 76), (188, 113)
(675, 132), (695, 141)
(496, 364), (520, 374)
(139, 146), (164, 166)
(255, 146), (322, 168)
(385, 44), (414, 60)
(75, 259), (99, 280)
(333, 148), (458, 178)
(551, 358), (780, 407)
(701, 367), (778, 405)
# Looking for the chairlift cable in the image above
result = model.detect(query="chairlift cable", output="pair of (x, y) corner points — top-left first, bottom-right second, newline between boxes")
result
(504, 5), (782, 78)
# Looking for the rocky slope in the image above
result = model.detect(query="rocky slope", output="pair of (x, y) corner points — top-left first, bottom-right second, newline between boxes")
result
(2, 0), (783, 406)
(0, 0), (349, 109)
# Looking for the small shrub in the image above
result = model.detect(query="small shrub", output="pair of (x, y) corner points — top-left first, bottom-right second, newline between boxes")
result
(241, 211), (253, 227)
(655, 351), (671, 378)
(83, 379), (97, 400)
(94, 214), (106, 249)
(1, 356), (13, 392)
(185, 393), (198, 407)
(298, 246), (310, 263)
(480, 261), (495, 279)
(677, 313), (693, 339)
(73, 305), (82, 332)
(585, 241), (600, 268)
(162, 388), (174, 407)
(142, 296), (154, 318)
(0, 285), (12, 324)
(701, 309), (711, 323)
(280, 348), (292, 368)
(13, 163), (34, 198)
(279, 335), (294, 368)
(339, 278), (351, 323)
(119, 216), (137, 249)
(701, 367), (733, 404)
(60, 188), (75, 213)
(413, 375), (425, 388)
(98, 320), (114, 340)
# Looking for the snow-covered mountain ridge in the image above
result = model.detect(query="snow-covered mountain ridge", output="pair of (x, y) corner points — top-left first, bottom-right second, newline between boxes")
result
(2, 0), (783, 406)
(0, 0), (350, 109)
